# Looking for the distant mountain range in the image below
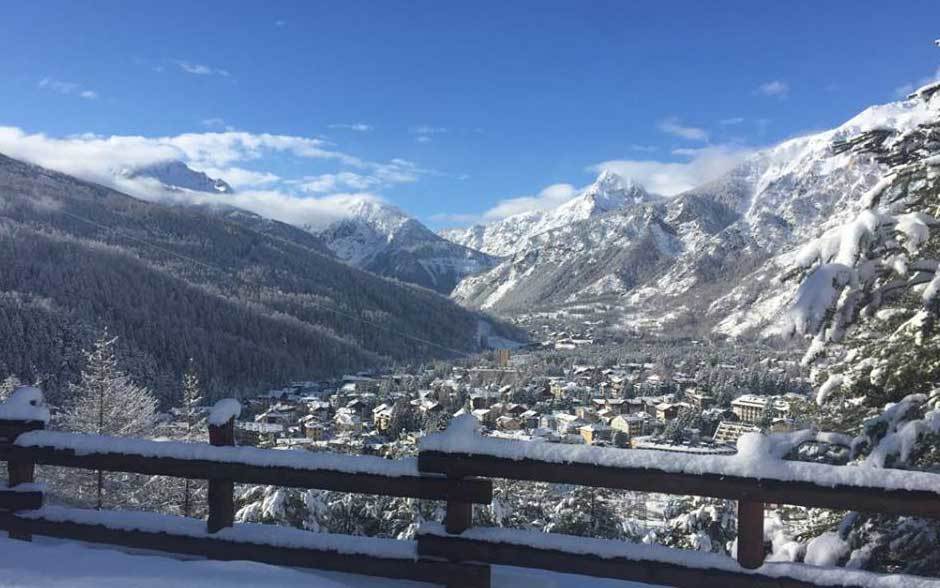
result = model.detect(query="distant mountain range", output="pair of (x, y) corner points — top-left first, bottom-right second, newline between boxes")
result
(58, 86), (940, 343)
(127, 161), (497, 295)
(0, 154), (519, 401)
(315, 199), (498, 294)
(442, 170), (657, 257)
(439, 90), (940, 338)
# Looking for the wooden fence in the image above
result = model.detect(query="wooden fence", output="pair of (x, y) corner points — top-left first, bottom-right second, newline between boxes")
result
(1, 414), (939, 588)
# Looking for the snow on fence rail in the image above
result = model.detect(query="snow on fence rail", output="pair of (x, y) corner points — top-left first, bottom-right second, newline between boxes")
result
(416, 415), (940, 579)
(420, 416), (940, 497)
(1, 430), (491, 503)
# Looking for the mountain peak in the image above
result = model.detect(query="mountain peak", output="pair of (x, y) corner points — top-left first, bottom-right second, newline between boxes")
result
(561, 170), (649, 216)
(125, 160), (234, 194)
(339, 197), (413, 238)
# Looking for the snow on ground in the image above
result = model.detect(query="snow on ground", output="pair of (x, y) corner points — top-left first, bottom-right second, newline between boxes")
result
(0, 535), (657, 588)
(0, 535), (403, 588)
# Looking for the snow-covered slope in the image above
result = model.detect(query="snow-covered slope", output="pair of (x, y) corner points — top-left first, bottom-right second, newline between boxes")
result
(708, 88), (940, 337)
(442, 170), (655, 257)
(450, 92), (940, 337)
(317, 198), (498, 294)
(123, 160), (234, 194)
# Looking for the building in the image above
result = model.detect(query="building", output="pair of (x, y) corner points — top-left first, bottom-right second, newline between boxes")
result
(655, 403), (680, 422)
(731, 395), (790, 424)
(471, 408), (496, 428)
(579, 423), (612, 445)
(712, 421), (761, 445)
(303, 420), (328, 441)
(684, 388), (715, 410)
(333, 409), (362, 435)
(496, 415), (522, 431)
(372, 404), (393, 434)
(610, 414), (649, 438)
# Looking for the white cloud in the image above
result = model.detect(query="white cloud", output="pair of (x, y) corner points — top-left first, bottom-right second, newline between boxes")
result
(482, 183), (578, 221)
(588, 145), (754, 196)
(216, 190), (384, 230)
(657, 117), (708, 141)
(275, 20), (287, 27)
(328, 123), (372, 132)
(295, 172), (382, 193)
(201, 118), (230, 129)
(629, 144), (658, 152)
(202, 166), (280, 188)
(410, 125), (448, 142)
(755, 80), (789, 97)
(176, 61), (230, 77)
(38, 77), (98, 100)
(719, 117), (744, 126)
(410, 125), (448, 135)
(0, 126), (427, 231)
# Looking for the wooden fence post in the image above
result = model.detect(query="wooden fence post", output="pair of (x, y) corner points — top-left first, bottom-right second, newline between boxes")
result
(207, 417), (235, 533)
(444, 474), (472, 535)
(737, 498), (764, 569)
(3, 419), (45, 541)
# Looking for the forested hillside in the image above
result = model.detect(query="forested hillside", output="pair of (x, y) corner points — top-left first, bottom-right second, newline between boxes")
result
(0, 154), (516, 404)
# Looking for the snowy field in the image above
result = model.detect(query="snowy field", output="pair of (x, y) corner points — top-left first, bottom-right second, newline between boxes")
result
(0, 535), (657, 588)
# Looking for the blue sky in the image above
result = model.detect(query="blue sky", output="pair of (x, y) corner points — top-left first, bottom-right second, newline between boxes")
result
(1, 0), (939, 229)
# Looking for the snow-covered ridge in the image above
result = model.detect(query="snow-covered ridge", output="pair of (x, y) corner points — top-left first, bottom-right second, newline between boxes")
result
(451, 89), (940, 328)
(316, 197), (497, 293)
(442, 169), (654, 258)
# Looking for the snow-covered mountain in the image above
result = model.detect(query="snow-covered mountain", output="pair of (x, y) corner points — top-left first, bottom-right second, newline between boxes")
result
(317, 199), (498, 294)
(449, 90), (940, 338)
(123, 160), (234, 194)
(442, 170), (655, 257)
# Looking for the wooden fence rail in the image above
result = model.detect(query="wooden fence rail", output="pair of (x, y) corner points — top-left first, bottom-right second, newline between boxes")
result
(0, 416), (492, 588)
(419, 449), (940, 571)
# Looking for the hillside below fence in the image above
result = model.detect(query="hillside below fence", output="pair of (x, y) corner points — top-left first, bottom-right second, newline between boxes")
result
(0, 394), (939, 588)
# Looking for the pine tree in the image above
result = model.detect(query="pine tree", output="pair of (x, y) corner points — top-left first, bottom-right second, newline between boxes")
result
(654, 496), (737, 555)
(62, 331), (158, 509)
(0, 374), (22, 401)
(180, 360), (203, 516)
(783, 62), (940, 575)
(545, 486), (625, 540)
(388, 400), (418, 440)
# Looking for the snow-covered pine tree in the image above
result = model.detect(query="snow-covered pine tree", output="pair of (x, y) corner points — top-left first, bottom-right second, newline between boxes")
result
(544, 485), (628, 540)
(0, 374), (22, 401)
(61, 331), (158, 509)
(653, 496), (737, 555)
(180, 360), (204, 516)
(388, 399), (419, 440)
(783, 72), (940, 574)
